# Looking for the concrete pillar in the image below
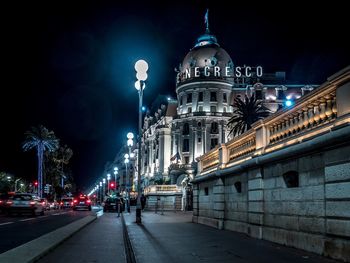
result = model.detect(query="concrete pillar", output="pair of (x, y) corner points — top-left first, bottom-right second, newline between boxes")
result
(247, 168), (264, 239)
(219, 144), (228, 169)
(336, 81), (350, 117)
(192, 184), (199, 217)
(255, 120), (269, 150)
(213, 178), (225, 229)
(159, 128), (171, 174)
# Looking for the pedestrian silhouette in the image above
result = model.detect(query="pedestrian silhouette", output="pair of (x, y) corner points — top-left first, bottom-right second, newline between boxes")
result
(141, 194), (146, 210)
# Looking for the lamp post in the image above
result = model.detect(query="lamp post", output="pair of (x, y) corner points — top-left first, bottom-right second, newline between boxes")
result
(114, 167), (118, 195)
(107, 173), (111, 195)
(99, 182), (102, 202)
(135, 59), (148, 223)
(102, 178), (106, 201)
(96, 184), (100, 205)
(124, 153), (130, 212)
(127, 132), (134, 198)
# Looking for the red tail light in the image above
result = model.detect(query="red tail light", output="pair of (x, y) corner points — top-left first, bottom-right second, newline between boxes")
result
(87, 200), (91, 203)
(6, 201), (13, 205)
(42, 202), (46, 205)
(30, 201), (36, 205)
(73, 199), (78, 203)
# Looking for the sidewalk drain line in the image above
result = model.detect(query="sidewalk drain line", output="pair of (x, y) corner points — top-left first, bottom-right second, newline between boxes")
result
(121, 214), (137, 263)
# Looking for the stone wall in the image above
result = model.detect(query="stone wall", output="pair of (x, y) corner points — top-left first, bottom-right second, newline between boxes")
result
(193, 143), (350, 261)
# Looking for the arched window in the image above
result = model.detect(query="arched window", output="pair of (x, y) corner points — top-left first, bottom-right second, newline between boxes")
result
(198, 92), (203, 102)
(187, 93), (192, 103)
(183, 123), (190, 135)
(283, 171), (299, 188)
(211, 122), (218, 134)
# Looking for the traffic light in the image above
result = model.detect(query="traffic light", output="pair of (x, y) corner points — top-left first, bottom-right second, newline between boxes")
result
(110, 182), (115, 189)
(34, 181), (38, 186)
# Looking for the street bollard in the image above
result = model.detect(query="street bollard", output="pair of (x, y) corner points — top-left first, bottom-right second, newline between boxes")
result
(155, 199), (158, 214)
(117, 203), (121, 217)
(161, 200), (164, 215)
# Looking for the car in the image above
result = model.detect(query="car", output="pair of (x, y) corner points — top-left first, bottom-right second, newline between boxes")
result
(49, 200), (60, 210)
(60, 197), (74, 209)
(103, 197), (125, 212)
(6, 193), (45, 216)
(40, 198), (51, 210)
(0, 192), (15, 213)
(72, 195), (92, 211)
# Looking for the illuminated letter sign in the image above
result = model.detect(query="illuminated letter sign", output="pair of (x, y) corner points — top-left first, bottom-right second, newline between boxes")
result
(182, 65), (263, 80)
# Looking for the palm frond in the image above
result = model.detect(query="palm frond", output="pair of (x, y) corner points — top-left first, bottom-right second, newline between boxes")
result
(227, 94), (271, 137)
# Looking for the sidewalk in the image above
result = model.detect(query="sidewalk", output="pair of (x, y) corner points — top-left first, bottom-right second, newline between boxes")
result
(123, 209), (337, 263)
(37, 213), (125, 263)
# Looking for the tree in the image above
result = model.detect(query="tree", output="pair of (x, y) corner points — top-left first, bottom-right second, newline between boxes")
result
(22, 125), (59, 197)
(46, 145), (73, 188)
(0, 172), (13, 193)
(227, 95), (271, 137)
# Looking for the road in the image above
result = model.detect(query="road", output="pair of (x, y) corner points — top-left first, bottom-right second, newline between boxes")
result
(0, 209), (93, 253)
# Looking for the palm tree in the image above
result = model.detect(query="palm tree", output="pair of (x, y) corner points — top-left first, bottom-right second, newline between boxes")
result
(22, 125), (59, 197)
(227, 95), (271, 137)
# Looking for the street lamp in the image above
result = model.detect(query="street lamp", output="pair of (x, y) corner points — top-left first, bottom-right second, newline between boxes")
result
(135, 59), (148, 223)
(99, 182), (102, 202)
(124, 153), (130, 212)
(96, 184), (100, 203)
(114, 167), (118, 195)
(102, 178), (106, 200)
(127, 132), (134, 200)
(107, 173), (111, 195)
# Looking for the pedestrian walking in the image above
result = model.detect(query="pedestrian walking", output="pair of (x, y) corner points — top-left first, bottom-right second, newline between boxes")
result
(141, 194), (146, 210)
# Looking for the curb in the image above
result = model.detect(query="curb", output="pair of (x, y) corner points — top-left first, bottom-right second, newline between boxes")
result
(121, 213), (137, 263)
(0, 215), (97, 263)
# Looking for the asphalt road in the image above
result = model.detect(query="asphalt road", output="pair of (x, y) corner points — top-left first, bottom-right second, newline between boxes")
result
(0, 209), (93, 253)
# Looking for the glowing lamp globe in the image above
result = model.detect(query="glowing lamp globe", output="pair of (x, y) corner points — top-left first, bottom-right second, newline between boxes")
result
(136, 71), (148, 81)
(127, 132), (134, 139)
(134, 60), (148, 72)
(135, 80), (146, 91)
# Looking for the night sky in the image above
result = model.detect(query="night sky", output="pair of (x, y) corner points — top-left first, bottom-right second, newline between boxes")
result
(1, 1), (349, 192)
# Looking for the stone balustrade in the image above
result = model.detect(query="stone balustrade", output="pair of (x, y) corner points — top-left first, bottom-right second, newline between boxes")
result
(201, 148), (219, 171)
(197, 66), (350, 175)
(267, 87), (337, 144)
(227, 130), (256, 161)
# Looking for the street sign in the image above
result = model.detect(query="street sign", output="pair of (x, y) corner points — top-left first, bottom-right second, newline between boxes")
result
(44, 184), (50, 194)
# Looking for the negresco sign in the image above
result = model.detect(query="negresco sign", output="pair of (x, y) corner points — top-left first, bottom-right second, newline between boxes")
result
(184, 66), (263, 79)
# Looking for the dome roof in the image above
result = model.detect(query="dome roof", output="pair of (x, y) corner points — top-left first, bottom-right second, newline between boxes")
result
(177, 33), (233, 84)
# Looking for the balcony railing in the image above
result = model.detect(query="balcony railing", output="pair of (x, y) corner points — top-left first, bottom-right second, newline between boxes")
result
(197, 66), (350, 175)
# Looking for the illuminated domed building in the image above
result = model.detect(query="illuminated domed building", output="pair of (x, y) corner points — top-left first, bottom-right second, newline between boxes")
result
(140, 13), (317, 210)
